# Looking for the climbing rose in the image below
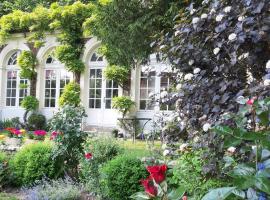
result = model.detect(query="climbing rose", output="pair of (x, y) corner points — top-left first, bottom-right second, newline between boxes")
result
(246, 97), (256, 105)
(85, 153), (92, 160)
(147, 165), (167, 183)
(141, 178), (157, 197)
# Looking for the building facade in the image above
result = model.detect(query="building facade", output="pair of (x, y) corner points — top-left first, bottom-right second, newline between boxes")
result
(0, 34), (173, 131)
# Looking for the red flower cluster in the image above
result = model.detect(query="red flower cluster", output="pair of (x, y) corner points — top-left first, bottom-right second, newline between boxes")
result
(141, 165), (167, 197)
(85, 153), (92, 160)
(246, 97), (257, 106)
(5, 128), (21, 135)
(34, 130), (46, 136)
(141, 178), (157, 197)
(50, 131), (58, 140)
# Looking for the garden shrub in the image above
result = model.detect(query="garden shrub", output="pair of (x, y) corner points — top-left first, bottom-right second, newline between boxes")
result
(59, 82), (81, 107)
(101, 155), (148, 200)
(27, 113), (47, 131)
(103, 65), (130, 87)
(0, 151), (10, 188)
(10, 142), (61, 186)
(49, 105), (87, 176)
(79, 137), (123, 194)
(169, 150), (227, 200)
(24, 177), (82, 200)
(112, 96), (135, 118)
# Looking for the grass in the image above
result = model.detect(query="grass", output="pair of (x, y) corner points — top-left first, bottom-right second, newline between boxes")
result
(0, 193), (18, 200)
(119, 139), (161, 157)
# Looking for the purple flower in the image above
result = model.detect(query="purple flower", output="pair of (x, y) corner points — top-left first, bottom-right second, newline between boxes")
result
(259, 192), (267, 200)
(258, 163), (266, 171)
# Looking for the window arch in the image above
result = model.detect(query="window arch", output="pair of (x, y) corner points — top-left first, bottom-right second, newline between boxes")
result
(5, 50), (28, 107)
(90, 52), (103, 62)
(45, 54), (60, 65)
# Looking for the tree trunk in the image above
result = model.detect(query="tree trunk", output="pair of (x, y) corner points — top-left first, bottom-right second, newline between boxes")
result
(30, 75), (37, 96)
(74, 72), (81, 84)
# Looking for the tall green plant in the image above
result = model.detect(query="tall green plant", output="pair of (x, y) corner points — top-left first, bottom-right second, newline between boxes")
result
(112, 96), (135, 118)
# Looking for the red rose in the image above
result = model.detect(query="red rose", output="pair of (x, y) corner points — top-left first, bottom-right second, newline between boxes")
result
(246, 97), (257, 106)
(85, 153), (92, 160)
(146, 165), (167, 183)
(141, 177), (157, 197)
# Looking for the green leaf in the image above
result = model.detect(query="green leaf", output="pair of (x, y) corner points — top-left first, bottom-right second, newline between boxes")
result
(167, 186), (186, 200)
(255, 177), (270, 195)
(130, 192), (150, 200)
(232, 189), (246, 198)
(201, 187), (236, 200)
(258, 111), (269, 126)
(232, 164), (255, 177)
(213, 126), (233, 136)
(262, 149), (270, 160)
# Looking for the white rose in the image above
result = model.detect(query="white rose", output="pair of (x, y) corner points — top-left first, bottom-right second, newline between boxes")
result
(193, 68), (201, 74)
(216, 14), (224, 22)
(238, 16), (245, 21)
(227, 146), (236, 153)
(266, 60), (270, 69)
(193, 136), (200, 143)
(163, 149), (170, 156)
(160, 45), (166, 50)
(264, 79), (270, 86)
(184, 73), (194, 81)
(190, 9), (196, 15)
(210, 8), (216, 15)
(213, 47), (220, 55)
(179, 143), (189, 151)
(175, 30), (181, 37)
(189, 59), (194, 65)
(224, 6), (232, 13)
(203, 123), (211, 132)
(238, 53), (249, 60)
(148, 92), (154, 97)
(192, 17), (200, 24)
(160, 91), (168, 98)
(228, 33), (237, 41)
(201, 13), (208, 19)
(176, 84), (182, 90)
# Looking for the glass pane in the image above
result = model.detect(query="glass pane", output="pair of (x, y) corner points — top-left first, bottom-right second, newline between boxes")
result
(7, 89), (11, 97)
(51, 99), (56, 107)
(113, 81), (118, 88)
(96, 69), (102, 78)
(96, 99), (101, 108)
(161, 77), (169, 88)
(89, 89), (95, 98)
(6, 99), (10, 106)
(89, 99), (95, 108)
(148, 77), (155, 88)
(106, 89), (112, 98)
(51, 89), (56, 97)
(140, 89), (147, 99)
(90, 69), (96, 78)
(106, 100), (111, 109)
(140, 100), (146, 110)
(45, 99), (50, 107)
(51, 80), (56, 88)
(11, 89), (16, 97)
(106, 80), (112, 88)
(60, 80), (66, 88)
(96, 79), (102, 88)
(96, 89), (101, 98)
(7, 80), (11, 88)
(45, 80), (50, 88)
(12, 80), (16, 88)
(140, 78), (147, 88)
(89, 79), (95, 88)
(91, 53), (98, 61)
(113, 89), (118, 97)
(45, 89), (50, 97)
(11, 98), (16, 106)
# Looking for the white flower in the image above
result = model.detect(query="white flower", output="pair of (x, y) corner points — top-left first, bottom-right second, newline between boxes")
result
(189, 59), (194, 65)
(238, 16), (245, 21)
(193, 68), (201, 74)
(193, 136), (200, 143)
(176, 84), (182, 90)
(266, 60), (270, 69)
(175, 30), (181, 37)
(148, 92), (154, 97)
(190, 9), (196, 15)
(224, 6), (232, 13)
(238, 53), (249, 60)
(160, 91), (168, 98)
(161, 144), (167, 150)
(163, 149), (170, 156)
(228, 33), (237, 41)
(203, 123), (211, 132)
(192, 17), (200, 24)
(216, 14), (224, 22)
(264, 79), (270, 86)
(179, 143), (189, 151)
(160, 45), (166, 50)
(201, 13), (208, 19)
(210, 8), (216, 15)
(227, 146), (236, 153)
(213, 47), (220, 55)
(184, 73), (193, 81)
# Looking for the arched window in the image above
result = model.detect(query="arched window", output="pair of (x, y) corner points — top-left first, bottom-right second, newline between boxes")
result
(90, 52), (103, 62)
(5, 50), (28, 107)
(44, 54), (72, 108)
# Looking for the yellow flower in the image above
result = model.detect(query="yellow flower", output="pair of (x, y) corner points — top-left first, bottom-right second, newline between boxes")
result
(20, 129), (26, 134)
(0, 135), (6, 140)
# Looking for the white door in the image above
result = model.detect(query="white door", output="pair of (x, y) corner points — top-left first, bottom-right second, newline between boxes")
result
(87, 67), (120, 127)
